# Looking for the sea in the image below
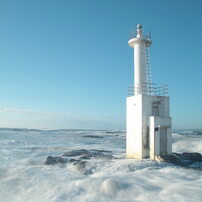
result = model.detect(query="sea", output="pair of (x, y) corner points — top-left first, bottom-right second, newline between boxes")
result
(0, 128), (202, 202)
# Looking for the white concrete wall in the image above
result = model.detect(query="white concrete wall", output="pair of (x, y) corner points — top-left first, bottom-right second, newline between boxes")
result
(126, 94), (172, 159)
(126, 95), (143, 159)
(141, 95), (152, 157)
(128, 37), (147, 95)
(134, 40), (147, 92)
(163, 96), (170, 117)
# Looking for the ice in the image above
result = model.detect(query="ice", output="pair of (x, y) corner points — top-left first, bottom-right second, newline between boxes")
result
(0, 128), (202, 202)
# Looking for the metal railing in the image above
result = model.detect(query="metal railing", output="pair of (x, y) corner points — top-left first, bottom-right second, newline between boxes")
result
(128, 82), (168, 96)
(129, 28), (151, 40)
(129, 28), (137, 40)
(129, 29), (152, 47)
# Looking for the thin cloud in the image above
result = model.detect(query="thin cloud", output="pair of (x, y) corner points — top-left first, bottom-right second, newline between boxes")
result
(0, 107), (123, 120)
(0, 107), (70, 116)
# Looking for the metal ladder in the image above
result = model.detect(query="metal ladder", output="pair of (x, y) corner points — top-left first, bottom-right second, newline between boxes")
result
(146, 47), (152, 85)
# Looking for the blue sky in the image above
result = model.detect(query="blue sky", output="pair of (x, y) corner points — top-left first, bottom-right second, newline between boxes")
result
(0, 0), (202, 130)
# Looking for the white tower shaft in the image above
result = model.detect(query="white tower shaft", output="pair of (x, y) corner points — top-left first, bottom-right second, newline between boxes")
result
(134, 39), (147, 94)
(128, 24), (149, 95)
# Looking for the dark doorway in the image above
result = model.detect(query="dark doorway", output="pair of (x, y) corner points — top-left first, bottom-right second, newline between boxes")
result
(160, 127), (167, 154)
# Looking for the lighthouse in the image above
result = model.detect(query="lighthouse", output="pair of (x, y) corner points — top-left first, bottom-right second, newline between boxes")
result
(126, 24), (172, 159)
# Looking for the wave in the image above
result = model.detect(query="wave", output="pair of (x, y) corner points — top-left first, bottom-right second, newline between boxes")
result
(0, 128), (201, 202)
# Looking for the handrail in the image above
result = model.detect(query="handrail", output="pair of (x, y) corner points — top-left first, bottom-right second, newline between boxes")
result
(128, 82), (168, 96)
(129, 28), (151, 42)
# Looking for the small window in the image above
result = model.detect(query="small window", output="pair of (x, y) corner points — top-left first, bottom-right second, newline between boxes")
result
(152, 103), (159, 116)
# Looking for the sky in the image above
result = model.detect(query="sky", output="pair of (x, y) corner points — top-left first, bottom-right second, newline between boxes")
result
(0, 0), (202, 130)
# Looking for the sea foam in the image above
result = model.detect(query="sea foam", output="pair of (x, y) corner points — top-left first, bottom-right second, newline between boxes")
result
(0, 129), (201, 202)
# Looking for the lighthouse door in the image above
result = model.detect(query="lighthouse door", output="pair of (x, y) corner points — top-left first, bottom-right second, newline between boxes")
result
(160, 127), (167, 154)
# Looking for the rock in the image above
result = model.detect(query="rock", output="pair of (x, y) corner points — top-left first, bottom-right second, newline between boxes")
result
(83, 135), (103, 138)
(62, 149), (113, 159)
(159, 152), (202, 170)
(62, 149), (88, 157)
(45, 149), (115, 174)
(45, 156), (68, 165)
(159, 153), (185, 166)
(73, 161), (87, 171)
(181, 152), (202, 162)
(72, 160), (94, 175)
(80, 156), (90, 160)
(69, 158), (77, 163)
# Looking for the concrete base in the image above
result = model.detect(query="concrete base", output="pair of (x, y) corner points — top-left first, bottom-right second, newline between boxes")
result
(126, 94), (172, 159)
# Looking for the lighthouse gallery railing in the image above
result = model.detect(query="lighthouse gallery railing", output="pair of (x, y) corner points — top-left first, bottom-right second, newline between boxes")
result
(128, 82), (168, 96)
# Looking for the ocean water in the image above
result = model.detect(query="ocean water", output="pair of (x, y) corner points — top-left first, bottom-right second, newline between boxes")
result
(0, 128), (202, 202)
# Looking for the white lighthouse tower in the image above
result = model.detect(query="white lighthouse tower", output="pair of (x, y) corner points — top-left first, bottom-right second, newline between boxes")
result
(126, 24), (172, 159)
